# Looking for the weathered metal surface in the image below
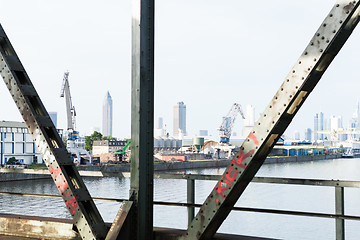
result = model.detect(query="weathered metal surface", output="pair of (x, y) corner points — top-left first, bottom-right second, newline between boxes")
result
(130, 0), (155, 238)
(0, 25), (107, 239)
(105, 201), (133, 240)
(0, 213), (81, 240)
(187, 179), (195, 227)
(181, 1), (360, 239)
(335, 187), (345, 240)
(0, 213), (276, 240)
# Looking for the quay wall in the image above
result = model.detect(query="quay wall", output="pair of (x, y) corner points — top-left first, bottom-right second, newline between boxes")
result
(0, 154), (343, 181)
(0, 171), (49, 182)
(78, 154), (343, 172)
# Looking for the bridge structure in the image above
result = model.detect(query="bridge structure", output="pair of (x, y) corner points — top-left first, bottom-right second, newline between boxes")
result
(0, 0), (360, 239)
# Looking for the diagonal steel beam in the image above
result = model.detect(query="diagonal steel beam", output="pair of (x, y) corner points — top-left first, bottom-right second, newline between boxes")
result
(0, 25), (108, 239)
(181, 1), (360, 239)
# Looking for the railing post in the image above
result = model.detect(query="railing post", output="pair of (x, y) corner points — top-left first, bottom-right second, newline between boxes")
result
(335, 186), (345, 240)
(187, 178), (195, 227)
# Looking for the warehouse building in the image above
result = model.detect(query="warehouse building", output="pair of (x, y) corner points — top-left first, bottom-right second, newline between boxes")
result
(0, 121), (43, 165)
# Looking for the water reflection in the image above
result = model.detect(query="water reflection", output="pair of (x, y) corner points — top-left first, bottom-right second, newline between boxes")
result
(1, 158), (360, 239)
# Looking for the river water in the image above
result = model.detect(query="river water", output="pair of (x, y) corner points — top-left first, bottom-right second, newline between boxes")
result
(1, 158), (360, 239)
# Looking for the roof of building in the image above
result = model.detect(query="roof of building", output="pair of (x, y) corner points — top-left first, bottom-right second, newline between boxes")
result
(93, 140), (127, 146)
(0, 121), (26, 128)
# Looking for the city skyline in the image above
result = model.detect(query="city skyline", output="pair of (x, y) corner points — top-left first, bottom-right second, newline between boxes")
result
(0, 1), (359, 139)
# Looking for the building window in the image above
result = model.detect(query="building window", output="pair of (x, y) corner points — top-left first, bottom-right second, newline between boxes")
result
(12, 143), (14, 154)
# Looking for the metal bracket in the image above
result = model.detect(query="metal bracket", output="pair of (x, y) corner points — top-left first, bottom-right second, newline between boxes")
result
(181, 1), (360, 239)
(0, 24), (108, 239)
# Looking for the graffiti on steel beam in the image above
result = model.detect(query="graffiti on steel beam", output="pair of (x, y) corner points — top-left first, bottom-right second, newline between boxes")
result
(215, 133), (259, 205)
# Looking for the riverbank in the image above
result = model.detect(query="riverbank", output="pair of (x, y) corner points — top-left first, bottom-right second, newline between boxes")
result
(0, 154), (343, 181)
(77, 154), (343, 172)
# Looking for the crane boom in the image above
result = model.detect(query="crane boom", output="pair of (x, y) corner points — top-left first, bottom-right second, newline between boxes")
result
(218, 103), (245, 143)
(60, 71), (76, 131)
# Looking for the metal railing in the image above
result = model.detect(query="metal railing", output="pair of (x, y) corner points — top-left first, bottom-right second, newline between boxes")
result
(1, 171), (360, 240)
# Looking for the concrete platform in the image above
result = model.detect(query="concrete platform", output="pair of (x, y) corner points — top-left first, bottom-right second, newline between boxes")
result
(0, 213), (278, 240)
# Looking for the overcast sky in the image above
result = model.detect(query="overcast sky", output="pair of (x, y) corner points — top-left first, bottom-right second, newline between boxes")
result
(0, 0), (359, 139)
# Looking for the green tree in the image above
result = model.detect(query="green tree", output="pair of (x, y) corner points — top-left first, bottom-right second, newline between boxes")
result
(102, 135), (116, 141)
(85, 131), (103, 152)
(7, 157), (18, 165)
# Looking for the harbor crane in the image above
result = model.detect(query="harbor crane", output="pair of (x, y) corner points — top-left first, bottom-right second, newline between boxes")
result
(60, 71), (91, 164)
(60, 71), (77, 140)
(218, 103), (245, 144)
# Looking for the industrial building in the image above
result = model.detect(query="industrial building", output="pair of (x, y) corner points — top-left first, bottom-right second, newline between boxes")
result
(0, 121), (43, 165)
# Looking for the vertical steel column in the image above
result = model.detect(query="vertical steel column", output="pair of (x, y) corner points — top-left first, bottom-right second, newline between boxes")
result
(187, 178), (195, 227)
(0, 25), (107, 239)
(130, 0), (155, 238)
(181, 1), (360, 239)
(335, 186), (345, 240)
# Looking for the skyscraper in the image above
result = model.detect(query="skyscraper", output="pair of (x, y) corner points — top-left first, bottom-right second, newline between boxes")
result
(49, 112), (57, 128)
(304, 128), (312, 141)
(314, 112), (324, 141)
(319, 112), (324, 140)
(102, 91), (113, 137)
(173, 102), (186, 136)
(242, 105), (255, 137)
(157, 117), (163, 129)
(314, 113), (319, 141)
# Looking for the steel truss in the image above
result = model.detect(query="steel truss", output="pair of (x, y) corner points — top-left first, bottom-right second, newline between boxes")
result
(181, 1), (360, 239)
(0, 0), (359, 239)
(0, 26), (108, 239)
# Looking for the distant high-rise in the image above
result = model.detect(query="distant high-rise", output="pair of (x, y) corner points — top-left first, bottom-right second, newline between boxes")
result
(102, 91), (113, 137)
(173, 102), (186, 136)
(157, 117), (163, 129)
(304, 128), (312, 141)
(314, 113), (319, 141)
(49, 112), (57, 128)
(242, 105), (255, 137)
(319, 112), (324, 140)
(293, 131), (300, 140)
(314, 112), (324, 141)
(154, 117), (164, 137)
(199, 130), (208, 136)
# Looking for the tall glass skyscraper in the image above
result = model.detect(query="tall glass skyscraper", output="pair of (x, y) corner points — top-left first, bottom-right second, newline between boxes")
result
(102, 91), (113, 137)
(314, 112), (324, 141)
(173, 102), (186, 136)
(49, 112), (58, 128)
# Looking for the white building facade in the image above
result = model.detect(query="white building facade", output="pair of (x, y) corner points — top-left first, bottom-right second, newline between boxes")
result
(0, 121), (43, 165)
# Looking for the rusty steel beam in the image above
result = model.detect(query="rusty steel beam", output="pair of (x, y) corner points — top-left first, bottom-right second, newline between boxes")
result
(105, 201), (133, 240)
(0, 25), (108, 239)
(180, 1), (360, 239)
